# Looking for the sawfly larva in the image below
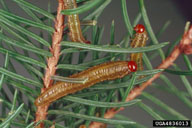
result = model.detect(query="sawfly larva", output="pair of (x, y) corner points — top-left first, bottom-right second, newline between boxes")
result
(35, 61), (137, 106)
(63, 0), (91, 44)
(130, 24), (148, 71)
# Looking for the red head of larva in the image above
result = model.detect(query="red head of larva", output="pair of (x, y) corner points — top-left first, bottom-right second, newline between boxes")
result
(134, 24), (145, 33)
(85, 40), (91, 44)
(128, 61), (137, 72)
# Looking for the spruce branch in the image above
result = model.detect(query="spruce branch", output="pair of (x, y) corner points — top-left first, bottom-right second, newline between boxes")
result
(35, 0), (65, 127)
(0, 0), (191, 127)
(89, 24), (192, 128)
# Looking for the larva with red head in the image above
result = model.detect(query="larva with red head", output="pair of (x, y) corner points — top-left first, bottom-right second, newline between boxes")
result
(35, 61), (137, 106)
(130, 24), (148, 71)
(63, 0), (91, 44)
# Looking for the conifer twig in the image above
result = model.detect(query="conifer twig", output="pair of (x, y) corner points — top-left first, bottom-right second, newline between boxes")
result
(35, 0), (65, 127)
(89, 25), (192, 128)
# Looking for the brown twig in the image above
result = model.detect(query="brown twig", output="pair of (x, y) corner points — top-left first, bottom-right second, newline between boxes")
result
(35, 0), (65, 127)
(89, 26), (192, 128)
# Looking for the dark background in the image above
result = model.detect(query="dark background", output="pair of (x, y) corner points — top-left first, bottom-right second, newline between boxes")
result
(1, 0), (192, 128)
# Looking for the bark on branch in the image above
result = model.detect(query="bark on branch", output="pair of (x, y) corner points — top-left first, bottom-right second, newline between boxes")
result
(35, 0), (65, 127)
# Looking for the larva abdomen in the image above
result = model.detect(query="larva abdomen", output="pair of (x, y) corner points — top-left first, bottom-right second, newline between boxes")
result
(35, 61), (136, 106)
(63, 0), (91, 44)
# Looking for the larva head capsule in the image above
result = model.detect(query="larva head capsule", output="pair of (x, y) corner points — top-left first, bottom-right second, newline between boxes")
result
(134, 24), (145, 33)
(85, 40), (91, 44)
(128, 61), (137, 72)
